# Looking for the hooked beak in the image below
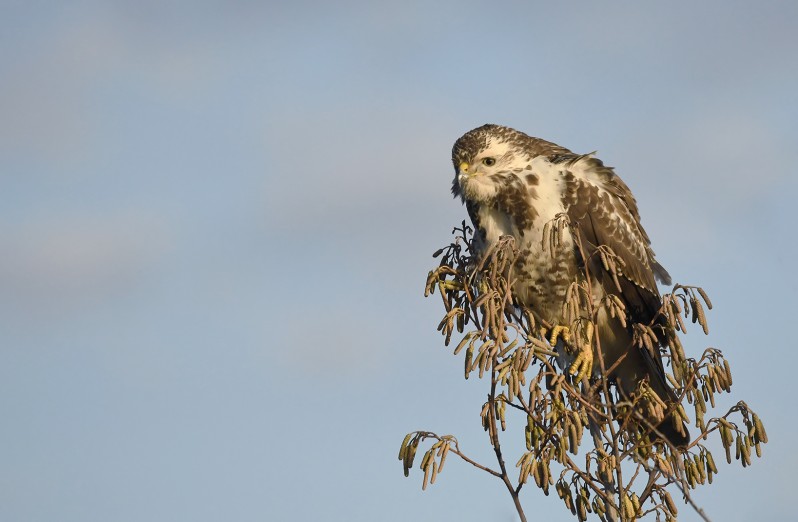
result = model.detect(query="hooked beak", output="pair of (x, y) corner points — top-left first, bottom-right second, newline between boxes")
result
(458, 161), (470, 175)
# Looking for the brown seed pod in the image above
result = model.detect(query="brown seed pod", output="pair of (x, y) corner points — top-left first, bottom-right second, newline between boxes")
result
(753, 413), (768, 443)
(398, 432), (412, 461)
(662, 490), (678, 516)
(695, 299), (709, 334)
(697, 286), (713, 309)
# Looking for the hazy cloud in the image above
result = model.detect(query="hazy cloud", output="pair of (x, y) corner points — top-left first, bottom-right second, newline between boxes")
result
(0, 210), (171, 317)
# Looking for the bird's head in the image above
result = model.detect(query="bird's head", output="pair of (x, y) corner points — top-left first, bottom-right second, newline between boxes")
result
(451, 124), (528, 203)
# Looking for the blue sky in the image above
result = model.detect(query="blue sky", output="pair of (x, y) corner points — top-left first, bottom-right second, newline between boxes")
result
(1, 1), (796, 520)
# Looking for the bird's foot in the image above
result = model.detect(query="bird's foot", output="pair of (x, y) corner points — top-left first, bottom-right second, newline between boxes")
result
(569, 344), (593, 382)
(568, 322), (595, 381)
(543, 324), (594, 380)
(548, 325), (571, 347)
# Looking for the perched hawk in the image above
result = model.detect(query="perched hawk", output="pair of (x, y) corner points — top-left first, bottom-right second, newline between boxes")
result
(451, 124), (688, 447)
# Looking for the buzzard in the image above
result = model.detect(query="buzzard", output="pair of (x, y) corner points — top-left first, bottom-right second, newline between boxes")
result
(451, 124), (688, 447)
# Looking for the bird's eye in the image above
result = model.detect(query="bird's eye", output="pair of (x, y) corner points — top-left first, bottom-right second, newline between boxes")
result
(482, 157), (496, 166)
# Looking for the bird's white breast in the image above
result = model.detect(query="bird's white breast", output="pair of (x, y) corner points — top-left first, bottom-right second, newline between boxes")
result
(475, 206), (517, 247)
(476, 157), (570, 252)
(473, 157), (577, 320)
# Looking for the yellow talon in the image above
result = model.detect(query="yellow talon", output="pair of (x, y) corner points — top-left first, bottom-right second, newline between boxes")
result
(569, 323), (595, 381)
(569, 344), (594, 381)
(549, 325), (571, 347)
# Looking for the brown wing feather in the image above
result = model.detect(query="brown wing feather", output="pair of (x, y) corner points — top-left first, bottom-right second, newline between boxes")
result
(558, 154), (688, 446)
(558, 154), (669, 323)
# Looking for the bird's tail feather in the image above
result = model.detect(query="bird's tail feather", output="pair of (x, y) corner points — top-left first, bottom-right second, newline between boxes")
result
(598, 318), (690, 449)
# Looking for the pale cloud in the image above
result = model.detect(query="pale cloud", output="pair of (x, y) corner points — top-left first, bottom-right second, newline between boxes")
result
(260, 105), (461, 235)
(679, 110), (786, 197)
(0, 4), (235, 171)
(0, 210), (171, 318)
(272, 310), (383, 378)
(0, 8), (123, 167)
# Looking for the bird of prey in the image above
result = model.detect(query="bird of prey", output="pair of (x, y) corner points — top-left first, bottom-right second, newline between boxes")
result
(451, 124), (688, 447)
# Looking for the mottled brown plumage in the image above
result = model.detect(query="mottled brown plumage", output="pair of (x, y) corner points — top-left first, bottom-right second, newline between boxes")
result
(451, 124), (688, 447)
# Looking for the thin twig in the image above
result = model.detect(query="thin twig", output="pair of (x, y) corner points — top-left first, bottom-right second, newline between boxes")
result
(449, 447), (502, 478)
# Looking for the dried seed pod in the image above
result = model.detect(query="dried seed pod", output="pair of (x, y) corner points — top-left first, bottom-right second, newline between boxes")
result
(541, 458), (551, 491)
(597, 457), (609, 483)
(656, 454), (673, 475)
(631, 492), (640, 514)
(453, 332), (472, 355)
(518, 462), (530, 484)
(593, 497), (606, 518)
(662, 490), (678, 515)
(522, 349), (536, 372)
(568, 422), (578, 454)
(720, 429), (732, 464)
(398, 432), (413, 461)
(533, 459), (543, 488)
(422, 458), (431, 490)
(697, 286), (713, 309)
(694, 453), (706, 483)
(404, 436), (419, 477)
(686, 460), (697, 488)
(437, 281), (450, 312)
(599, 248), (610, 273)
(711, 363), (727, 393)
(621, 493), (635, 520)
(439, 441), (450, 472)
(497, 363), (511, 384)
(705, 450), (718, 474)
(695, 299), (709, 334)
(723, 358), (733, 387)
(464, 344), (475, 379)
(753, 413), (768, 443)
(420, 447), (432, 471)
(674, 302), (687, 333)
(662, 296), (676, 330)
(576, 494), (588, 521)
(735, 433), (743, 461)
